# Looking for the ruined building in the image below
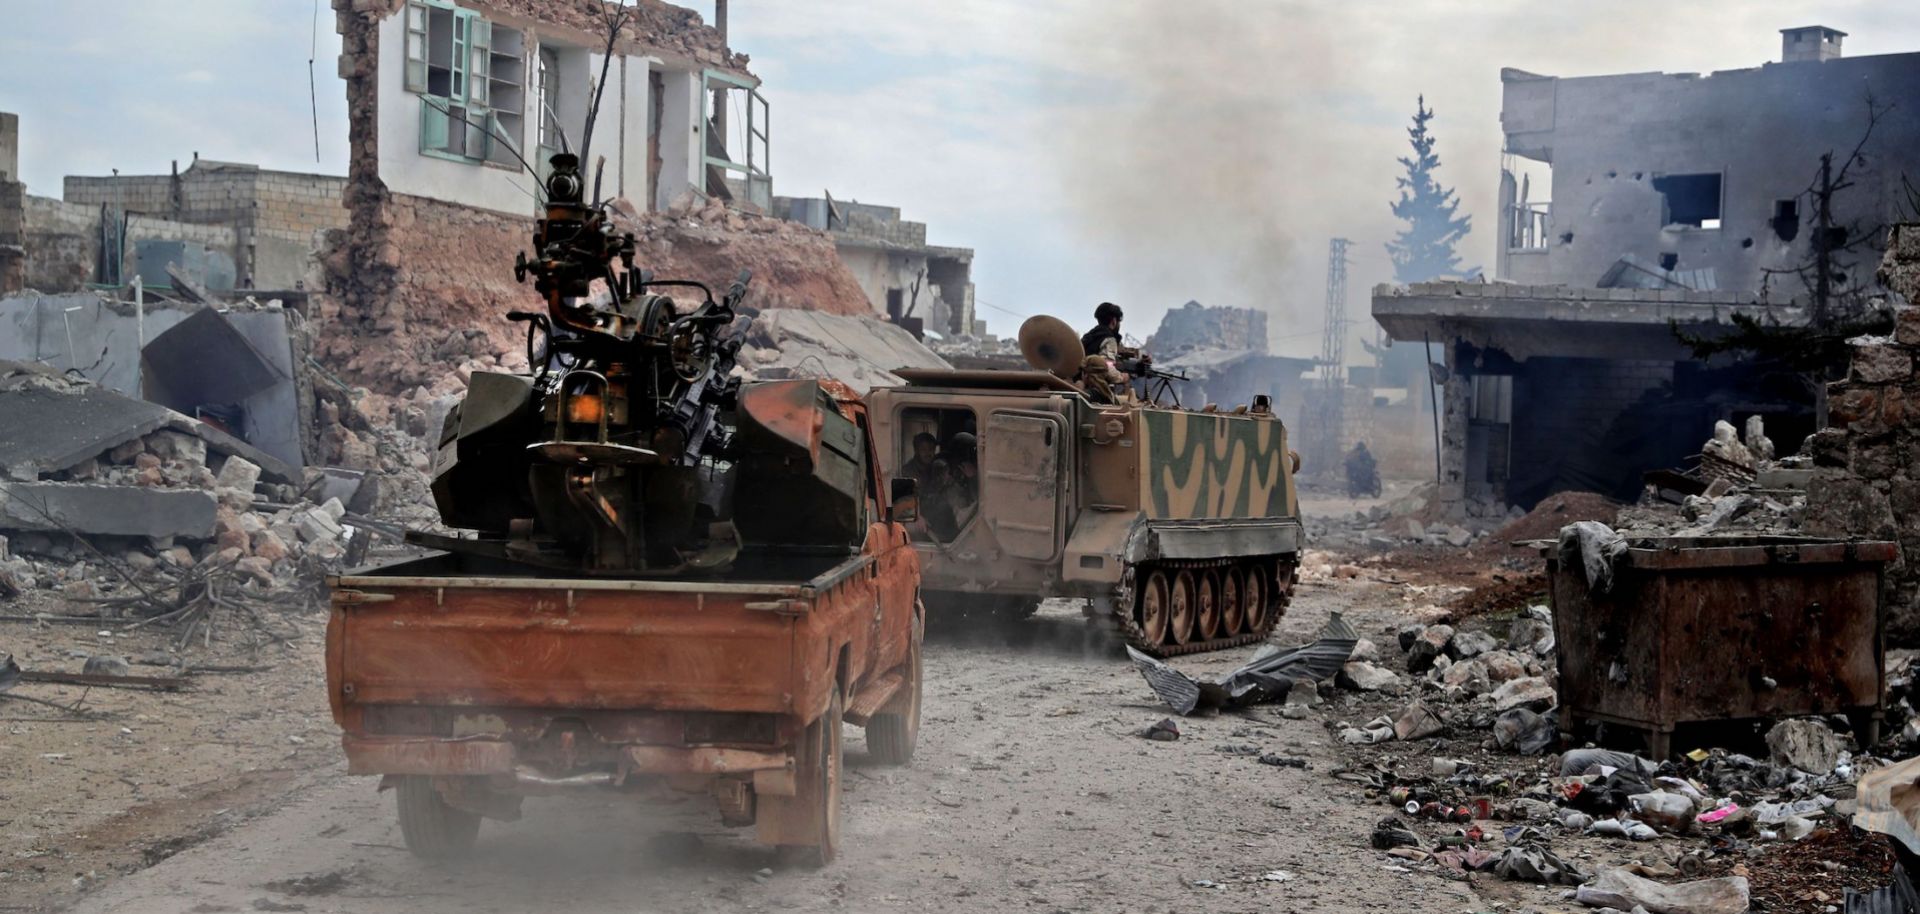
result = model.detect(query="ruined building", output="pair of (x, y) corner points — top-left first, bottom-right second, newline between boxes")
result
(1374, 27), (1920, 516)
(321, 0), (874, 409)
(1144, 300), (1313, 421)
(0, 115), (344, 295)
(1497, 26), (1918, 292)
(774, 196), (977, 339)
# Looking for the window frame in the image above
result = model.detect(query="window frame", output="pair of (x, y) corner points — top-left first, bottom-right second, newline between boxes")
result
(408, 0), (522, 167)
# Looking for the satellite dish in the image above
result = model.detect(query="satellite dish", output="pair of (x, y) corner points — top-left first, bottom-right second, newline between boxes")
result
(1019, 315), (1085, 378)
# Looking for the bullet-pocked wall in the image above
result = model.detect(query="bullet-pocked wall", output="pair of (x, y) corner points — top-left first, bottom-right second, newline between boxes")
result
(1495, 45), (1920, 294)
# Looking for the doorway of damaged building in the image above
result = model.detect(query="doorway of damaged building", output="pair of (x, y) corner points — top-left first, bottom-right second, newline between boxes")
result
(1454, 342), (1815, 509)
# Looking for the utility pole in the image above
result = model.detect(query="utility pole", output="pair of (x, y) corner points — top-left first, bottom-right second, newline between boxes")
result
(1310, 238), (1353, 479)
(1319, 238), (1352, 387)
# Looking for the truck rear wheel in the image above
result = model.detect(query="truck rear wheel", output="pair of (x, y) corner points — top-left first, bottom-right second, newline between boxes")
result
(866, 636), (922, 765)
(395, 776), (481, 860)
(780, 683), (844, 868)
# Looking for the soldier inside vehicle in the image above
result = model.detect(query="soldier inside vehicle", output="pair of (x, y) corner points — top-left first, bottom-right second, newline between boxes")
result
(897, 408), (979, 543)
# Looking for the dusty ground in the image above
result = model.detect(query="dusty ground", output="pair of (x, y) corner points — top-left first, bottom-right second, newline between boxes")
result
(0, 596), (338, 911)
(8, 543), (1507, 914)
(13, 480), (1827, 914)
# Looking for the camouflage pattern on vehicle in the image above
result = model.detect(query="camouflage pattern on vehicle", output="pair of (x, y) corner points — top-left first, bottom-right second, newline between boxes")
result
(867, 369), (1304, 657)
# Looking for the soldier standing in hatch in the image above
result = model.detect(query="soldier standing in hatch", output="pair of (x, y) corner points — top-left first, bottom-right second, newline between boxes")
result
(1080, 302), (1154, 403)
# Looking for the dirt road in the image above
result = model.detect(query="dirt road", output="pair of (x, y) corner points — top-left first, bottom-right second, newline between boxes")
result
(51, 581), (1488, 914)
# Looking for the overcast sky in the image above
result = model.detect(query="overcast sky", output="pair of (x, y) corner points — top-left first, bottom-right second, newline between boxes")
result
(4, 1), (1916, 358)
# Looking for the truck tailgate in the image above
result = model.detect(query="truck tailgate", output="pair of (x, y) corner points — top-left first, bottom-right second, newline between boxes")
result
(330, 574), (803, 714)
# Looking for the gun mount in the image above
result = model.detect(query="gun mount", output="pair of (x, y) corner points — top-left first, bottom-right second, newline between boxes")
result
(423, 153), (834, 575)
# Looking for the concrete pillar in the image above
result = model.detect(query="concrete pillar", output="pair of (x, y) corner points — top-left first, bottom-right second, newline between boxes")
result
(0, 178), (22, 294)
(0, 112), (18, 184)
(1437, 346), (1471, 518)
(655, 68), (703, 212)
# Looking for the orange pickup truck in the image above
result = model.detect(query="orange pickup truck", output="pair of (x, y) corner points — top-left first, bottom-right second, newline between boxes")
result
(325, 383), (923, 866)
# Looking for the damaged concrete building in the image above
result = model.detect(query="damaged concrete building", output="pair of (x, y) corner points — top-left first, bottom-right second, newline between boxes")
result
(1373, 27), (1920, 517)
(0, 115), (345, 295)
(773, 195), (978, 339)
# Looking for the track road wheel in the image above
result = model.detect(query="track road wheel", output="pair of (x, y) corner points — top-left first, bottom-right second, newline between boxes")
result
(395, 776), (481, 860)
(1220, 567), (1245, 637)
(1196, 569), (1221, 641)
(1168, 570), (1196, 646)
(866, 635), (922, 765)
(781, 682), (845, 868)
(1138, 569), (1170, 646)
(1243, 562), (1269, 634)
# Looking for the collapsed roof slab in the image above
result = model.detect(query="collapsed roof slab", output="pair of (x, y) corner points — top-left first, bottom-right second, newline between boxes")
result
(0, 481), (217, 539)
(1370, 281), (1807, 363)
(0, 385), (173, 480)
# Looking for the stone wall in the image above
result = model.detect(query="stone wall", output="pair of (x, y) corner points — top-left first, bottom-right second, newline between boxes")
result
(64, 163), (345, 288)
(1147, 300), (1270, 356)
(1807, 223), (1920, 639)
(21, 195), (96, 292)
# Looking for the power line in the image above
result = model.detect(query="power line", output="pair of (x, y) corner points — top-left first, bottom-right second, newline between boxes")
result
(308, 0), (321, 163)
(974, 299), (1031, 319)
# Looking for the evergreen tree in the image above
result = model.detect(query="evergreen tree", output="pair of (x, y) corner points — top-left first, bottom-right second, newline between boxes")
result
(1387, 96), (1477, 283)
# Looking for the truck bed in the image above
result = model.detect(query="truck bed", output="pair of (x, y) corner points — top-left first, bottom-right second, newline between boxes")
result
(329, 550), (872, 717)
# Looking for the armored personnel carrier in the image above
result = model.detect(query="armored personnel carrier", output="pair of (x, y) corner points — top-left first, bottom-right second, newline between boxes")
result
(866, 317), (1305, 656)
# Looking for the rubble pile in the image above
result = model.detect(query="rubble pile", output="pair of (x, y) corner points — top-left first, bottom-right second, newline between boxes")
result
(736, 308), (952, 394)
(607, 197), (874, 318)
(1306, 482), (1512, 550)
(0, 363), (367, 615)
(1312, 595), (1920, 908)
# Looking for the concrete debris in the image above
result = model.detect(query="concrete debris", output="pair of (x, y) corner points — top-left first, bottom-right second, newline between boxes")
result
(1450, 629), (1497, 659)
(0, 482), (217, 539)
(1764, 718), (1849, 775)
(1490, 676), (1557, 712)
(0, 380), (174, 481)
(1339, 661), (1402, 692)
(739, 309), (950, 393)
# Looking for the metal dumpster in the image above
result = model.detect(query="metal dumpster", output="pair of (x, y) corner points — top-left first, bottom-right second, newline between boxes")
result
(1548, 534), (1899, 759)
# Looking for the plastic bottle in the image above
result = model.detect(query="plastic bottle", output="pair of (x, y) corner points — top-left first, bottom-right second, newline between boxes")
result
(1629, 792), (1694, 832)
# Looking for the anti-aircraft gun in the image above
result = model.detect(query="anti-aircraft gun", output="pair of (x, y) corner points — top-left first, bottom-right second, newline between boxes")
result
(418, 153), (844, 575)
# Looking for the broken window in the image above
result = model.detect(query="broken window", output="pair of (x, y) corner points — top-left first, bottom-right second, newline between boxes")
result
(702, 70), (772, 210)
(406, 1), (526, 167)
(1503, 156), (1551, 251)
(1772, 199), (1801, 243)
(1652, 173), (1722, 229)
